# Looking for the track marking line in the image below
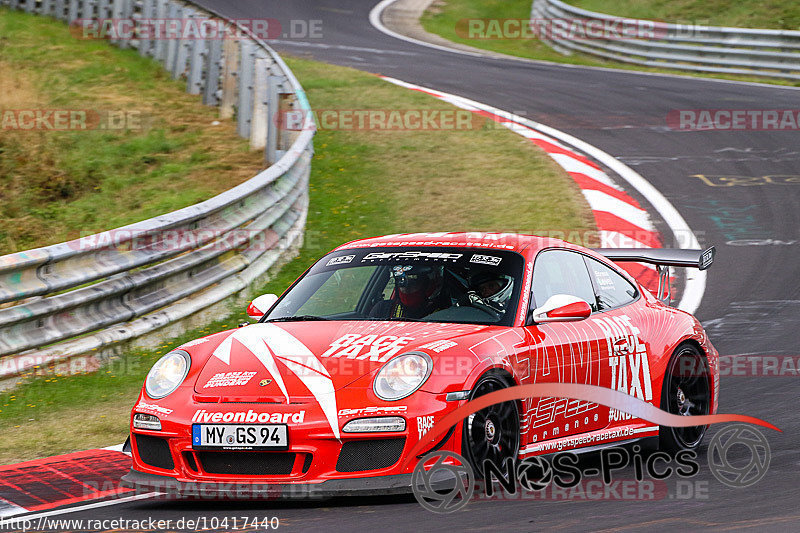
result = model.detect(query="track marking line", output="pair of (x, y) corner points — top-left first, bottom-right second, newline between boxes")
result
(3, 491), (161, 521)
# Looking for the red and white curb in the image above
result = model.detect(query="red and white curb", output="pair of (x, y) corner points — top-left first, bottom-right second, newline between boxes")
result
(379, 75), (706, 310)
(0, 447), (139, 519)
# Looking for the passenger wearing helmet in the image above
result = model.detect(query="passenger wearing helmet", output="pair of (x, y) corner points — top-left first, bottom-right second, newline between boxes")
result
(466, 271), (514, 315)
(371, 264), (447, 319)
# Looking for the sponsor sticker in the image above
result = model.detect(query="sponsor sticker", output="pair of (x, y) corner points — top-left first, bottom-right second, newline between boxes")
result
(203, 371), (258, 388)
(469, 254), (502, 266)
(362, 251), (463, 262)
(191, 409), (306, 424)
(322, 334), (415, 362)
(420, 340), (458, 353)
(326, 254), (355, 266)
(594, 271), (615, 291)
(135, 401), (174, 416)
(338, 406), (409, 417)
(593, 315), (653, 421)
(417, 415), (435, 438)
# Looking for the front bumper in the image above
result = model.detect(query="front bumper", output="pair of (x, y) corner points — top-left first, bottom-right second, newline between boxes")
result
(120, 468), (416, 499)
(129, 388), (460, 489)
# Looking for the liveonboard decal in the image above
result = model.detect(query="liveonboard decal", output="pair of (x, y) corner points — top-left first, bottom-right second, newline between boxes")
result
(212, 324), (340, 439)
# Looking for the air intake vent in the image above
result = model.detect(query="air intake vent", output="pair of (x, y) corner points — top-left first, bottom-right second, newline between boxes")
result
(197, 452), (295, 475)
(134, 434), (174, 470)
(183, 452), (199, 472)
(336, 438), (405, 473)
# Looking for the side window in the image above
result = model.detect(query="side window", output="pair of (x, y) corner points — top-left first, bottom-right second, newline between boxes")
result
(584, 257), (638, 310)
(532, 250), (598, 311)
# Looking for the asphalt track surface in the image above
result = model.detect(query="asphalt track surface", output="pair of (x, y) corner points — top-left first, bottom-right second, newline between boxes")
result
(49, 1), (800, 531)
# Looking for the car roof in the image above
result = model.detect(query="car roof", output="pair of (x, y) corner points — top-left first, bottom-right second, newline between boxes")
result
(334, 232), (583, 255)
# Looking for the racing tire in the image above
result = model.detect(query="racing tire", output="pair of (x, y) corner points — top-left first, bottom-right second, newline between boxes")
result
(659, 343), (711, 453)
(462, 372), (520, 477)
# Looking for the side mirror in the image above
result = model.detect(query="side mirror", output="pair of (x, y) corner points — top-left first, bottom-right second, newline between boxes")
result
(531, 294), (591, 323)
(247, 294), (278, 319)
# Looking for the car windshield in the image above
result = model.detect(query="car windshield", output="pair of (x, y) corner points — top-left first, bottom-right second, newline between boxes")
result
(265, 247), (525, 326)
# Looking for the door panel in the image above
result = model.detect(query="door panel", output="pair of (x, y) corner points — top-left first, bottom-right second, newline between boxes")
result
(521, 249), (608, 447)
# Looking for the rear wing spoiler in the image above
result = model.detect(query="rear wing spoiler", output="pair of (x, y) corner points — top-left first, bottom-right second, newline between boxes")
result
(593, 247), (715, 304)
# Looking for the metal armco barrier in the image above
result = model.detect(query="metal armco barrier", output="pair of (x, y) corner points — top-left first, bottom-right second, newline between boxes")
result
(531, 0), (800, 81)
(0, 0), (315, 380)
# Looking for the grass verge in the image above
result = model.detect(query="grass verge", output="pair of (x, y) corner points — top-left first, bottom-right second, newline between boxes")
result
(421, 0), (799, 86)
(0, 18), (593, 462)
(0, 8), (266, 254)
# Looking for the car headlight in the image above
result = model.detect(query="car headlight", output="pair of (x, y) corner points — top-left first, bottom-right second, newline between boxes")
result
(373, 352), (432, 401)
(145, 350), (190, 399)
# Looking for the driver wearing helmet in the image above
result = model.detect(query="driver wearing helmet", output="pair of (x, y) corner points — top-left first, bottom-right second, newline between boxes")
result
(372, 264), (447, 319)
(466, 271), (514, 314)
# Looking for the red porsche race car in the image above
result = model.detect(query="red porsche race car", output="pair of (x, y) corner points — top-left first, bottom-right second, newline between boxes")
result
(121, 232), (718, 498)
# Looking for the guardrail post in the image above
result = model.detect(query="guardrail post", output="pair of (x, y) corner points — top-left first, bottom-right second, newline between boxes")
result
(203, 36), (223, 105)
(237, 39), (256, 139)
(249, 50), (270, 151)
(219, 37), (239, 119)
(41, 0), (53, 16)
(54, 0), (66, 20)
(137, 0), (153, 57)
(172, 7), (191, 79)
(121, 0), (134, 46)
(67, 0), (78, 22)
(96, 0), (109, 19)
(186, 28), (206, 94)
(109, 0), (124, 47)
(152, 0), (168, 63)
(266, 75), (293, 165)
(164, 3), (180, 72)
(265, 72), (280, 164)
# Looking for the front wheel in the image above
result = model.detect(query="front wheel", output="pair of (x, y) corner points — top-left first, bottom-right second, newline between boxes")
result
(659, 343), (711, 453)
(462, 373), (520, 476)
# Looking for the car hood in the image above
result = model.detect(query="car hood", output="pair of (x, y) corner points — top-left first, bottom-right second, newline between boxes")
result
(191, 320), (489, 400)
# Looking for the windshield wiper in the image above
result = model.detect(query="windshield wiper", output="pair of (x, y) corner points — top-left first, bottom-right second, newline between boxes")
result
(385, 317), (427, 322)
(265, 315), (330, 323)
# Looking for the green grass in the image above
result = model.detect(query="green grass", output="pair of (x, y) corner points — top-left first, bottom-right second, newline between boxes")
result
(421, 0), (798, 86)
(0, 15), (594, 463)
(0, 8), (266, 254)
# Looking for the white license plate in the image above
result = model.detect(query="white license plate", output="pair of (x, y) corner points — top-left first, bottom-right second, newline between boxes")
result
(192, 424), (288, 450)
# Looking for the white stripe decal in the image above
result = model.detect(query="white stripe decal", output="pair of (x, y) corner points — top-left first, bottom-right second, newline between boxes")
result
(212, 325), (340, 439)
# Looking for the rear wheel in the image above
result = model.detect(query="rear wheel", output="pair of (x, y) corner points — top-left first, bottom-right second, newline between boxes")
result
(659, 344), (711, 452)
(462, 373), (520, 475)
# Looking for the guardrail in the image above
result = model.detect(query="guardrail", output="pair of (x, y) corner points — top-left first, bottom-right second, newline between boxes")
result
(0, 0), (315, 381)
(531, 0), (800, 81)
